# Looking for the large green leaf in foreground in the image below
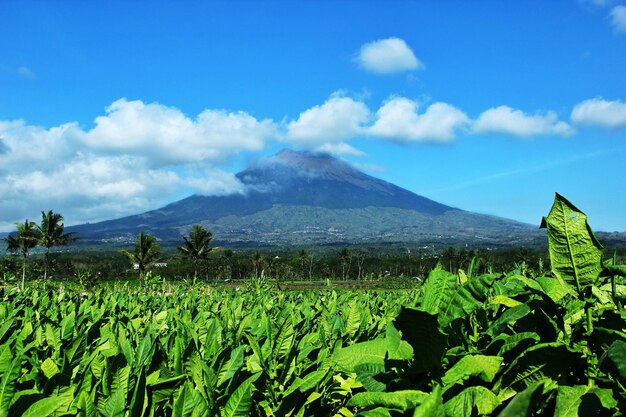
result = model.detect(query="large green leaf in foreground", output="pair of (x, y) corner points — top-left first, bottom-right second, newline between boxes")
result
(540, 193), (603, 292)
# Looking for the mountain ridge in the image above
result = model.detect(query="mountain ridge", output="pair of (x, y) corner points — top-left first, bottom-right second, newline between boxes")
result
(68, 149), (543, 247)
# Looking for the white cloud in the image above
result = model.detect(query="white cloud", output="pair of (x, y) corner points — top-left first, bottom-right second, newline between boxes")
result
(84, 99), (276, 167)
(286, 95), (370, 145)
(356, 38), (423, 74)
(316, 142), (366, 157)
(611, 6), (626, 33)
(473, 105), (573, 137)
(369, 97), (469, 142)
(0, 99), (274, 230)
(183, 168), (247, 196)
(0, 154), (183, 228)
(571, 97), (626, 128)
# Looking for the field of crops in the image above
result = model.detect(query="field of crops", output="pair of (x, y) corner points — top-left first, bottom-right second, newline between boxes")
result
(2, 196), (626, 416)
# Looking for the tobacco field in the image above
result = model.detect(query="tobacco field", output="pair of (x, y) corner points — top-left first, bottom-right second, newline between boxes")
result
(2, 194), (626, 416)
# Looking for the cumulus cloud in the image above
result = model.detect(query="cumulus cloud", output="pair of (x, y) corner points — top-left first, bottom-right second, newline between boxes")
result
(571, 97), (626, 128)
(473, 105), (573, 137)
(316, 142), (366, 157)
(356, 38), (423, 74)
(84, 99), (276, 167)
(183, 168), (247, 196)
(369, 97), (469, 142)
(611, 6), (626, 33)
(286, 95), (370, 145)
(0, 99), (276, 230)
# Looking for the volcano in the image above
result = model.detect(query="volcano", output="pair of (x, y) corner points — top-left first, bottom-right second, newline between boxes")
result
(70, 149), (541, 247)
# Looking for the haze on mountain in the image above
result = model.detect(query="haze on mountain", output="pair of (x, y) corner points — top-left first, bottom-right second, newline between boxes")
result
(69, 149), (542, 248)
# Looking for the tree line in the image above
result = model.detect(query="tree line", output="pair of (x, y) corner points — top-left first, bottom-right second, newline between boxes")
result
(4, 211), (584, 287)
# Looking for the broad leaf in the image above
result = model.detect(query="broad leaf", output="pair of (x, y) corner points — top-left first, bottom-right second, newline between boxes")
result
(420, 266), (458, 315)
(554, 385), (617, 417)
(497, 381), (545, 417)
(0, 355), (20, 417)
(412, 385), (444, 417)
(540, 193), (603, 292)
(220, 373), (260, 417)
(442, 355), (503, 388)
(443, 386), (499, 417)
(333, 339), (387, 373)
(347, 390), (428, 411)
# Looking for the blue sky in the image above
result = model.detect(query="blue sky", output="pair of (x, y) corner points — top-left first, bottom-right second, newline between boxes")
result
(1, 1), (626, 232)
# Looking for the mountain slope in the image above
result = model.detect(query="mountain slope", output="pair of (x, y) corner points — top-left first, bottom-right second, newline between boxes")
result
(69, 149), (542, 247)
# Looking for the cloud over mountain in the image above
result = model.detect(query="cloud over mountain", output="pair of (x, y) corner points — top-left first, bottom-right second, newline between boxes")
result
(1, 93), (620, 231)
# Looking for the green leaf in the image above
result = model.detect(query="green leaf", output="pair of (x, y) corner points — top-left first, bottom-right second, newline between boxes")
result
(497, 381), (545, 417)
(173, 381), (197, 417)
(99, 389), (125, 417)
(0, 355), (20, 417)
(554, 385), (618, 417)
(40, 358), (60, 379)
(359, 408), (392, 417)
(77, 390), (97, 417)
(442, 355), (503, 388)
(420, 266), (458, 315)
(438, 273), (497, 327)
(412, 385), (444, 417)
(535, 276), (574, 303)
(606, 340), (626, 380)
(283, 370), (327, 397)
(497, 343), (580, 393)
(443, 386), (499, 417)
(344, 300), (361, 338)
(217, 345), (245, 387)
(133, 334), (154, 372)
(128, 367), (147, 417)
(386, 323), (413, 361)
(347, 390), (428, 411)
(540, 193), (603, 292)
(60, 311), (75, 341)
(333, 339), (387, 373)
(21, 396), (65, 417)
(220, 373), (260, 417)
(491, 295), (522, 308)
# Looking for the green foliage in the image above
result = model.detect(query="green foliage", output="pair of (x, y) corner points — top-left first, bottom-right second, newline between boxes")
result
(177, 225), (216, 279)
(35, 210), (76, 281)
(2, 193), (626, 416)
(119, 232), (162, 282)
(4, 219), (38, 290)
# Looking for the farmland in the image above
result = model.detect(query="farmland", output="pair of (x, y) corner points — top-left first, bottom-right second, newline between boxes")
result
(2, 194), (626, 416)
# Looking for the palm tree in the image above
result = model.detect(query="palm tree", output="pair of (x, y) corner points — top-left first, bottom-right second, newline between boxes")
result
(5, 219), (38, 290)
(120, 232), (162, 282)
(35, 210), (76, 281)
(177, 225), (216, 279)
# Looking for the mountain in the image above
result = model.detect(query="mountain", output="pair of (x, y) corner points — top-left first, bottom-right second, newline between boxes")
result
(69, 149), (543, 247)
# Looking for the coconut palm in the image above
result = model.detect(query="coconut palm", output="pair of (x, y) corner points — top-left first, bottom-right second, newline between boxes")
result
(35, 210), (76, 280)
(5, 219), (38, 290)
(120, 232), (162, 282)
(177, 225), (216, 279)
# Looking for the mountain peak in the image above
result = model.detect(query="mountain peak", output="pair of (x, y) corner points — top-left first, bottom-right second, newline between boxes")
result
(272, 148), (340, 171)
(239, 148), (360, 185)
